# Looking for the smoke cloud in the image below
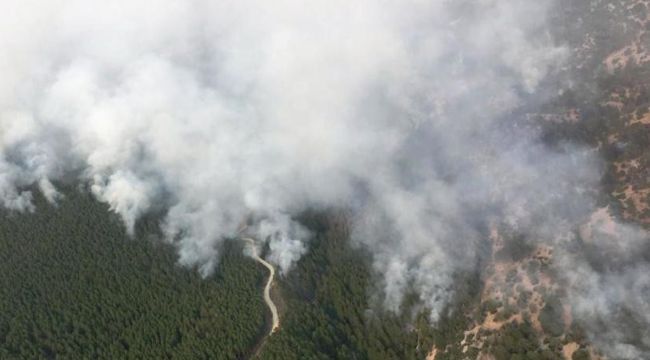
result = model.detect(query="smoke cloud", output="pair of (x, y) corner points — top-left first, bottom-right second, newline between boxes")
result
(1, 0), (647, 355)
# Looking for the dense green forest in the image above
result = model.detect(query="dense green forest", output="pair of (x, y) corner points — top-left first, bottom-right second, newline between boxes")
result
(0, 190), (447, 359)
(0, 188), (267, 359)
(259, 213), (440, 360)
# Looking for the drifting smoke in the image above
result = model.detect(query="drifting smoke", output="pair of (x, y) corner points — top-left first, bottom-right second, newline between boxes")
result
(0, 0), (647, 355)
(557, 217), (650, 359)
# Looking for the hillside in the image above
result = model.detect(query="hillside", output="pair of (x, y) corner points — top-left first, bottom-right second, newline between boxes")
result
(0, 1), (648, 360)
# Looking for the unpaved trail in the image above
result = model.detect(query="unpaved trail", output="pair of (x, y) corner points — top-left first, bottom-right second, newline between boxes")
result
(242, 237), (280, 334)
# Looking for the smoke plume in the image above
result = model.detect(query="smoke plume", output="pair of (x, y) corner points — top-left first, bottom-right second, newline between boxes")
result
(1, 0), (648, 355)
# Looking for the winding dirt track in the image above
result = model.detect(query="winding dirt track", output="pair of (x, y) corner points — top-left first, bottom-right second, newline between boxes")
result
(242, 237), (280, 334)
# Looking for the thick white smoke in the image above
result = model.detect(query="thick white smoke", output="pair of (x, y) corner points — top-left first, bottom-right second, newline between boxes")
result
(1, 0), (647, 352)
